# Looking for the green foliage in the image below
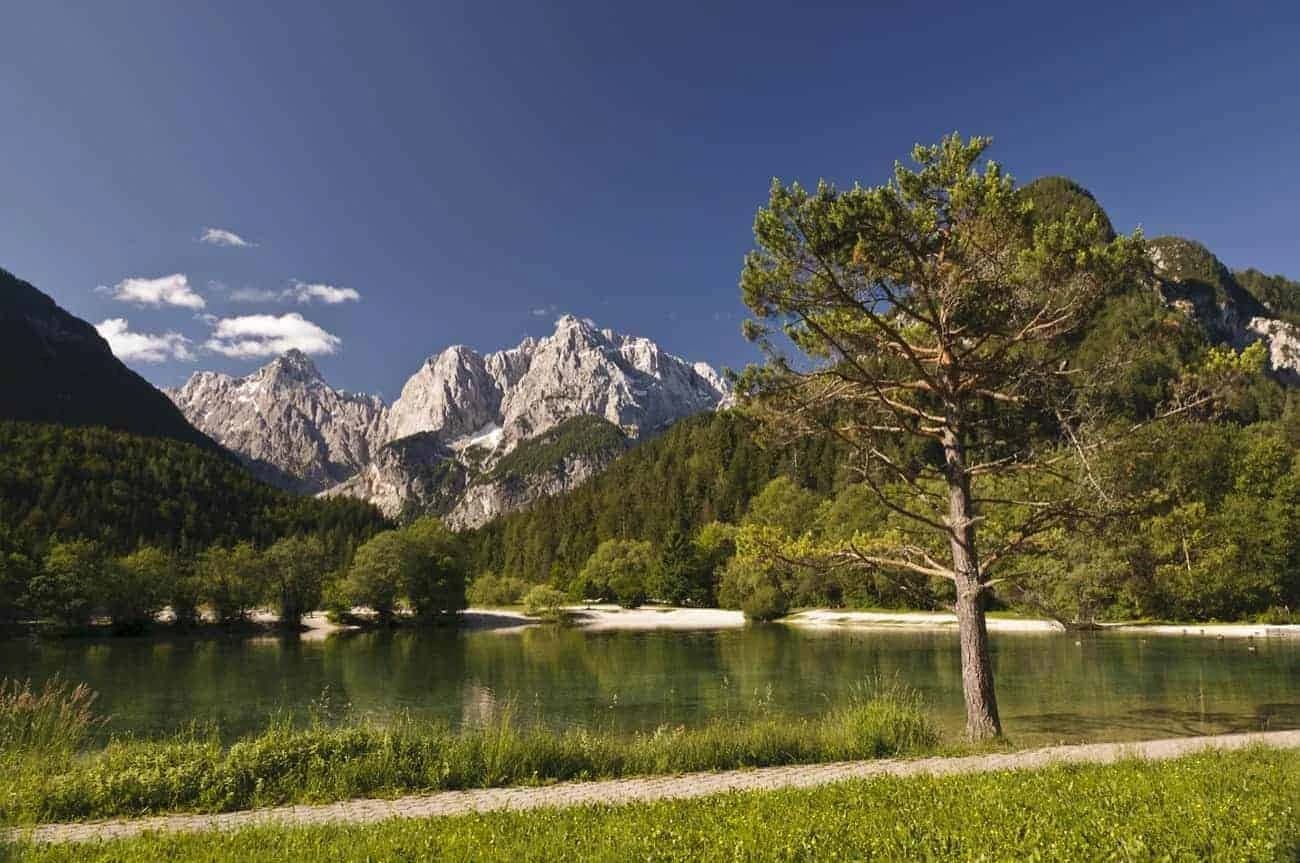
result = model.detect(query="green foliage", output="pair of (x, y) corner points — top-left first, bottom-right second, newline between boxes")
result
(25, 539), (105, 627)
(401, 517), (467, 621)
(1019, 175), (1116, 242)
(0, 685), (935, 825)
(522, 585), (568, 620)
(24, 749), (1297, 862)
(657, 527), (710, 606)
(344, 531), (411, 623)
(467, 571), (528, 607)
(717, 554), (788, 621)
(742, 476), (820, 537)
(343, 519), (468, 623)
(576, 539), (660, 607)
(102, 547), (172, 632)
(263, 536), (331, 627)
(196, 543), (265, 624)
(1236, 267), (1300, 324)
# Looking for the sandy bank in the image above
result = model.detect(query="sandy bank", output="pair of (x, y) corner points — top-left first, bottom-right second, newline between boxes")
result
(462, 605), (745, 631)
(785, 609), (1064, 633)
(785, 609), (1300, 639)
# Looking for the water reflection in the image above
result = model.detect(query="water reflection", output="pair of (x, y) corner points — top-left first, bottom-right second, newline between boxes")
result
(0, 626), (1295, 745)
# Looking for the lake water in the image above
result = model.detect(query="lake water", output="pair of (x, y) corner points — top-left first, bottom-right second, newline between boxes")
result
(1, 624), (1297, 745)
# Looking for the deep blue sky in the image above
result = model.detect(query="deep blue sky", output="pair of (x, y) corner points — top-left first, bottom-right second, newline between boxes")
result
(4, 1), (1298, 397)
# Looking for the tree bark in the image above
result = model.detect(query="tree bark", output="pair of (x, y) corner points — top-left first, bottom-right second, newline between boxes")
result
(943, 421), (1003, 741)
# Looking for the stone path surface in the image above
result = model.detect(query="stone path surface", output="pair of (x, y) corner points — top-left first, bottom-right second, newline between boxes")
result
(15, 729), (1300, 845)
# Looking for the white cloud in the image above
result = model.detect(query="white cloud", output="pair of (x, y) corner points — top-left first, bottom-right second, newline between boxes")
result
(531, 305), (559, 317)
(200, 227), (255, 247)
(289, 281), (360, 304)
(225, 280), (361, 305)
(228, 287), (283, 303)
(95, 318), (194, 363)
(204, 313), (341, 358)
(100, 273), (205, 310)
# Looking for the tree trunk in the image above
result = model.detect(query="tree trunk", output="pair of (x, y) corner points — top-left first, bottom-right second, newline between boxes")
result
(955, 581), (1001, 740)
(943, 421), (1003, 741)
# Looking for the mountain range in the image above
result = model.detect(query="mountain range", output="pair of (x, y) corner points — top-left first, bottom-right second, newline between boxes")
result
(6, 176), (1300, 533)
(167, 315), (730, 525)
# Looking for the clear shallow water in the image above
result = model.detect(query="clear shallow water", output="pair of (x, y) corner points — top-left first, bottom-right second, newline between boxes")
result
(1, 624), (1296, 745)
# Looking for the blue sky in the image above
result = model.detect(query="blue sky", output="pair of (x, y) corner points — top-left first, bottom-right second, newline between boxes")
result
(3, 1), (1298, 397)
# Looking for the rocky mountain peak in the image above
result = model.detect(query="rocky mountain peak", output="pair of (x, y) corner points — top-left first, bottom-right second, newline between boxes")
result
(171, 316), (730, 522)
(262, 348), (326, 387)
(168, 352), (389, 493)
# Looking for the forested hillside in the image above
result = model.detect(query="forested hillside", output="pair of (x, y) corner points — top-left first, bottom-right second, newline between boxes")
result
(463, 410), (847, 581)
(0, 422), (386, 555)
(0, 268), (217, 450)
(461, 176), (1300, 625)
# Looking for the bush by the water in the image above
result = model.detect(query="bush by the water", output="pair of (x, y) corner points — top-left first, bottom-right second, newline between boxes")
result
(467, 571), (528, 607)
(13, 748), (1299, 862)
(0, 681), (936, 824)
(522, 585), (568, 621)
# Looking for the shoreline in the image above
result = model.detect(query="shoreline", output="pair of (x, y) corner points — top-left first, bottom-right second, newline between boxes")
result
(7, 606), (1298, 641)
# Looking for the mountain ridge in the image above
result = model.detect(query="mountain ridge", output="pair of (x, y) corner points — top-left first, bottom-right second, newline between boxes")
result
(169, 314), (730, 521)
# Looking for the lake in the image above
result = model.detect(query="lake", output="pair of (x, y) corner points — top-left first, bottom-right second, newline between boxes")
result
(1, 624), (1296, 744)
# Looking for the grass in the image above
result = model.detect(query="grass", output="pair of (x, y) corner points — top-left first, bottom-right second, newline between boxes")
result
(0, 679), (937, 825)
(0, 679), (101, 762)
(9, 748), (1299, 861)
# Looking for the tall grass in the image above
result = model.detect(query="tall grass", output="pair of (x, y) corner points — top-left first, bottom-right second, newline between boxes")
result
(0, 681), (937, 825)
(0, 678), (101, 764)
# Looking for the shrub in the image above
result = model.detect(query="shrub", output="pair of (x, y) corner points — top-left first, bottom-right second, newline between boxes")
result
(467, 572), (528, 607)
(718, 556), (789, 621)
(522, 585), (568, 621)
(1258, 605), (1295, 625)
(741, 583), (788, 622)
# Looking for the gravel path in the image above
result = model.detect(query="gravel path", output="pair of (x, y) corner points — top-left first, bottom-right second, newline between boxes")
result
(14, 729), (1300, 845)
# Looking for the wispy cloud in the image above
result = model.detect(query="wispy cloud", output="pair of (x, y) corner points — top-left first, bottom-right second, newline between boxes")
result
(96, 318), (194, 363)
(531, 304), (559, 317)
(99, 274), (205, 310)
(288, 281), (360, 304)
(204, 313), (341, 358)
(200, 227), (255, 248)
(226, 280), (361, 305)
(228, 287), (283, 303)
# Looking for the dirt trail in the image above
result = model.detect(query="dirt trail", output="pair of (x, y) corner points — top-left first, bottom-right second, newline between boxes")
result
(14, 729), (1300, 845)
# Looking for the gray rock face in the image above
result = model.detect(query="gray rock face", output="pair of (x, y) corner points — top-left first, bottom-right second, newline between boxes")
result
(322, 432), (466, 519)
(497, 316), (726, 447)
(169, 317), (729, 523)
(386, 345), (502, 442)
(166, 350), (387, 493)
(447, 449), (615, 530)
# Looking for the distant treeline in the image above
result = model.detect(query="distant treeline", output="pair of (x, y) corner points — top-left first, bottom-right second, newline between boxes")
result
(0, 422), (467, 630)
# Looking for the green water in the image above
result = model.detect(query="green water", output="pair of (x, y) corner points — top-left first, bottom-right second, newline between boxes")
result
(1, 624), (1296, 744)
